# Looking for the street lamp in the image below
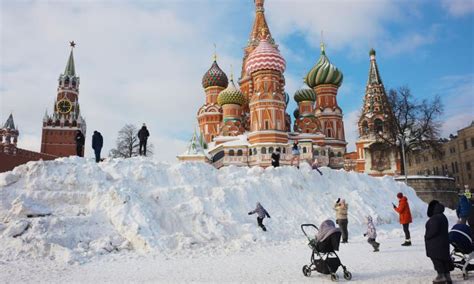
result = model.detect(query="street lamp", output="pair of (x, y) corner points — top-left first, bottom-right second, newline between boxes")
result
(397, 134), (408, 184)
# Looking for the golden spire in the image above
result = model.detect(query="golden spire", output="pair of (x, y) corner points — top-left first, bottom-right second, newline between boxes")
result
(320, 31), (326, 54)
(213, 43), (217, 61)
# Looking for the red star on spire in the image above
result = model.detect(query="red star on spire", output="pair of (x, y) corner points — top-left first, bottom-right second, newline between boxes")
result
(69, 41), (76, 48)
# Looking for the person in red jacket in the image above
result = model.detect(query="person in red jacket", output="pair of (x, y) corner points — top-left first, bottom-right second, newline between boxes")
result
(393, 192), (413, 246)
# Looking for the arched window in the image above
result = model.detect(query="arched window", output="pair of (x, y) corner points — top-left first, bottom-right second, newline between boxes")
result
(337, 152), (342, 157)
(314, 150), (319, 156)
(237, 149), (243, 156)
(327, 128), (332, 137)
(282, 148), (286, 154)
(303, 147), (307, 154)
(261, 147), (267, 154)
(321, 150), (326, 156)
(249, 149), (253, 156)
(374, 119), (384, 133)
(362, 121), (369, 135)
(269, 147), (274, 153)
(229, 150), (235, 156)
(329, 151), (335, 158)
(253, 148), (257, 155)
(265, 121), (269, 130)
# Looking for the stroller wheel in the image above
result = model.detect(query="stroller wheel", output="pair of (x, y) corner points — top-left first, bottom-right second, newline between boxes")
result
(343, 271), (352, 280)
(302, 265), (311, 277)
(331, 273), (339, 282)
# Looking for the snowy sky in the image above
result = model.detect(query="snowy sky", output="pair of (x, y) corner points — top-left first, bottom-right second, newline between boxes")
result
(1, 0), (473, 162)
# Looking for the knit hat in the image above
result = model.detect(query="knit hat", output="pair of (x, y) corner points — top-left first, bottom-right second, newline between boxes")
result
(397, 192), (403, 199)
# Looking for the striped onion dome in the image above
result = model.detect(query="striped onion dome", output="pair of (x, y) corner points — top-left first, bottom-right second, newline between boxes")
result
(294, 88), (316, 103)
(245, 38), (286, 75)
(293, 108), (300, 119)
(305, 45), (343, 88)
(217, 79), (245, 106)
(202, 60), (228, 89)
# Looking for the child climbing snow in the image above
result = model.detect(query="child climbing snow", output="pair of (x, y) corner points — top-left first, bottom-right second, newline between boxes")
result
(363, 216), (380, 252)
(311, 159), (323, 175)
(248, 202), (271, 231)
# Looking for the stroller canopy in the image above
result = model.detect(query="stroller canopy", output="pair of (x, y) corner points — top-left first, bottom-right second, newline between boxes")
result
(449, 224), (473, 254)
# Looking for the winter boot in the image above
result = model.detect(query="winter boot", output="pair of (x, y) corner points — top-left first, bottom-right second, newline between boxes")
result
(373, 242), (380, 252)
(261, 225), (267, 232)
(432, 273), (446, 283)
(444, 273), (452, 284)
(401, 239), (412, 246)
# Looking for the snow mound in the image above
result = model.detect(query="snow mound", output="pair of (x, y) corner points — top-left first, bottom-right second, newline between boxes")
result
(0, 157), (426, 263)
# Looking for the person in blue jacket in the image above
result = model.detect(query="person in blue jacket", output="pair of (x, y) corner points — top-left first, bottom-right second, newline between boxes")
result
(456, 194), (472, 225)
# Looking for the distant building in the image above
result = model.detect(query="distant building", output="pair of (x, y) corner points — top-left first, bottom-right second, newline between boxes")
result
(0, 114), (56, 173)
(41, 42), (86, 157)
(352, 49), (400, 176)
(406, 121), (474, 190)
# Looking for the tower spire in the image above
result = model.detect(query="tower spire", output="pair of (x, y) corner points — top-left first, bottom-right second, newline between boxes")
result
(64, 41), (76, 76)
(320, 30), (326, 55)
(213, 43), (217, 61)
(367, 48), (382, 85)
(249, 0), (272, 46)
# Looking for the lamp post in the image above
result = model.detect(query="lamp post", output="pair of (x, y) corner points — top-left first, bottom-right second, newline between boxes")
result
(397, 134), (408, 184)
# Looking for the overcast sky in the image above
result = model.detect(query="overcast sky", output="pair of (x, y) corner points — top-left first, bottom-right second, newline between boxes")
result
(1, 0), (473, 162)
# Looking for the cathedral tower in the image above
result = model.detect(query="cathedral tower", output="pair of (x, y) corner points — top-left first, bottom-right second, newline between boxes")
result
(197, 57), (228, 143)
(245, 35), (288, 144)
(217, 75), (245, 136)
(305, 43), (346, 148)
(0, 114), (19, 155)
(41, 42), (86, 157)
(355, 49), (400, 175)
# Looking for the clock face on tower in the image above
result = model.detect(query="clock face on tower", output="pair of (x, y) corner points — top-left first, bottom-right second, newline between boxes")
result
(57, 99), (73, 114)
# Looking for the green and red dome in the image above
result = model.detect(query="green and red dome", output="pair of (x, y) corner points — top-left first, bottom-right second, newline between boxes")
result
(202, 60), (229, 89)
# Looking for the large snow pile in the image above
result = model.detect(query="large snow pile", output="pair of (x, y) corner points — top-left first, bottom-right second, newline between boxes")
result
(0, 157), (426, 264)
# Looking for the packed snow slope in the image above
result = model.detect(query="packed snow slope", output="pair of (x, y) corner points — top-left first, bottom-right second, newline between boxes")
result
(0, 157), (426, 263)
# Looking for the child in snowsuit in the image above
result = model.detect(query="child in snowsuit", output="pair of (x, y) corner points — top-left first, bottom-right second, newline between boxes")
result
(425, 200), (453, 284)
(311, 160), (323, 176)
(248, 202), (271, 231)
(363, 216), (380, 252)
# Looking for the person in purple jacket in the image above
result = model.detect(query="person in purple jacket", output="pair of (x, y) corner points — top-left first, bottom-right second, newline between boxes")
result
(248, 202), (271, 231)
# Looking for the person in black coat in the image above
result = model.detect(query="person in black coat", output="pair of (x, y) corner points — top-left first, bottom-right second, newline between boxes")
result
(137, 123), (150, 156)
(75, 130), (85, 157)
(271, 148), (280, 167)
(92, 131), (103, 163)
(424, 200), (453, 284)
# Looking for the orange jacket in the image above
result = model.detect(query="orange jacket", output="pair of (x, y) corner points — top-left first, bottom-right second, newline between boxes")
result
(394, 196), (412, 224)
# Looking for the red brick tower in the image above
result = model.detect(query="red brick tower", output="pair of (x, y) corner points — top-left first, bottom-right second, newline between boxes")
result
(41, 42), (86, 157)
(197, 56), (228, 143)
(305, 43), (346, 149)
(245, 35), (287, 144)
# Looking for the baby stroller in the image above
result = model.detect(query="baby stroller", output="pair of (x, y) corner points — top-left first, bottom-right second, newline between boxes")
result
(301, 223), (352, 281)
(449, 224), (474, 280)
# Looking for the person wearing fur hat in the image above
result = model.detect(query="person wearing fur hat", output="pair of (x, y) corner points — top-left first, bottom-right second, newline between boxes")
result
(393, 192), (413, 246)
(364, 216), (380, 252)
(425, 200), (453, 284)
(334, 198), (349, 243)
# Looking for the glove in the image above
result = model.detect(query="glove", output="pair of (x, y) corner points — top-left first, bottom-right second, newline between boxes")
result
(336, 198), (341, 203)
(392, 204), (396, 209)
(363, 233), (367, 237)
(268, 215), (271, 218)
(248, 212), (252, 215)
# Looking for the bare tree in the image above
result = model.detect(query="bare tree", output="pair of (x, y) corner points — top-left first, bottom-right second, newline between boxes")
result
(109, 124), (153, 158)
(381, 87), (443, 174)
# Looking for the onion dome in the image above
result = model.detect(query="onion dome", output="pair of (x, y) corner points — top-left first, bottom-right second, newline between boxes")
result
(294, 88), (316, 103)
(293, 108), (300, 119)
(305, 44), (343, 88)
(202, 60), (229, 89)
(245, 39), (286, 75)
(217, 78), (245, 106)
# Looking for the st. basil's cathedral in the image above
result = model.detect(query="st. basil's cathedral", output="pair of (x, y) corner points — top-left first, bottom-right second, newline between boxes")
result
(191, 0), (348, 169)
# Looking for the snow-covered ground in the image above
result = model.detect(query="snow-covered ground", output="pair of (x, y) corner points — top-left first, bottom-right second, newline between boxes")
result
(0, 157), (464, 282)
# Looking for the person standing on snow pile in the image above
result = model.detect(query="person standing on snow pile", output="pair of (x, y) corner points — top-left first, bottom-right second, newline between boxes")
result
(271, 148), (281, 168)
(393, 192), (413, 246)
(364, 216), (380, 252)
(92, 130), (103, 163)
(290, 141), (300, 169)
(311, 159), (323, 175)
(424, 200), (453, 284)
(137, 123), (150, 156)
(456, 191), (472, 225)
(75, 130), (85, 157)
(248, 202), (271, 231)
(334, 198), (349, 243)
